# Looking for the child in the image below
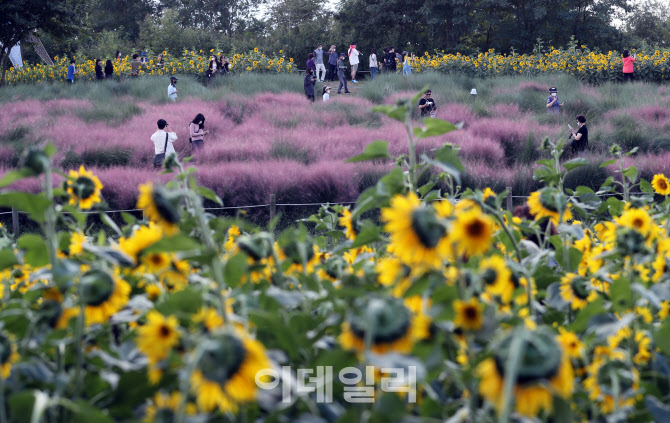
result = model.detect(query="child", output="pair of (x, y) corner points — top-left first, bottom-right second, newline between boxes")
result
(322, 86), (331, 102)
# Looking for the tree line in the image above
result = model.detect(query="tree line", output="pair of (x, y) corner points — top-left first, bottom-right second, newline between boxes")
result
(3, 0), (670, 76)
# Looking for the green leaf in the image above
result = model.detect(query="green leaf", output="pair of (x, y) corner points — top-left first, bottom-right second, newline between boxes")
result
(197, 186), (223, 205)
(640, 178), (654, 194)
(414, 118), (458, 138)
(350, 225), (382, 248)
(0, 192), (51, 224)
(0, 249), (18, 271)
(654, 318), (670, 356)
(610, 277), (632, 312)
(562, 157), (589, 172)
(155, 287), (203, 316)
(143, 234), (202, 253)
(625, 146), (639, 157)
(346, 140), (391, 163)
(8, 391), (36, 422)
(569, 297), (604, 332)
(224, 253), (248, 288)
(17, 234), (49, 267)
(606, 197), (624, 217)
(599, 158), (616, 168)
(371, 105), (407, 122)
(70, 400), (114, 423)
(622, 166), (638, 183)
(44, 143), (57, 158)
(0, 169), (36, 189)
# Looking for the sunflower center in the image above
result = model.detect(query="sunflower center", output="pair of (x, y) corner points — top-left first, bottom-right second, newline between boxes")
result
(411, 207), (446, 248)
(149, 254), (165, 266)
(494, 329), (561, 385)
(151, 188), (180, 224)
(464, 305), (479, 322)
(199, 334), (247, 384)
(74, 176), (96, 200)
(282, 240), (315, 265)
(80, 270), (115, 306)
(0, 334), (11, 364)
(659, 180), (668, 190)
(350, 299), (411, 344)
(465, 219), (485, 239)
(159, 324), (172, 338)
(632, 218), (644, 229)
(482, 268), (498, 285)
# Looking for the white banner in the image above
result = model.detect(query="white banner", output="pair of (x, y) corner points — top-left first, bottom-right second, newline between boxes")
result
(8, 43), (22, 68)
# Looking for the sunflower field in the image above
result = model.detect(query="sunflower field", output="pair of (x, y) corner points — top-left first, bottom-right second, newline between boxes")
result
(0, 89), (670, 422)
(4, 48), (294, 86)
(402, 46), (670, 84)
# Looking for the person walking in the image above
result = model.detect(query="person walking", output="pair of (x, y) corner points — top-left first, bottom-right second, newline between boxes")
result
(546, 87), (565, 114)
(622, 50), (636, 82)
(304, 68), (316, 102)
(208, 55), (218, 78)
(152, 119), (178, 169)
(348, 43), (360, 82)
(66, 59), (77, 84)
(95, 59), (104, 80)
(328, 46), (338, 82)
(306, 53), (316, 76)
(189, 113), (209, 153)
(337, 53), (351, 94)
(130, 53), (141, 77)
(168, 77), (178, 102)
(104, 59), (114, 79)
(314, 44), (327, 82)
(369, 48), (379, 80)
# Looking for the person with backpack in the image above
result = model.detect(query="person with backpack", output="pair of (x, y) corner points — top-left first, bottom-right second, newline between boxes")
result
(152, 119), (178, 169)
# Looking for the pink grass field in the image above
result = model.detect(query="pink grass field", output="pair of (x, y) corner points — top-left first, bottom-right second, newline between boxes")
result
(4, 90), (654, 208)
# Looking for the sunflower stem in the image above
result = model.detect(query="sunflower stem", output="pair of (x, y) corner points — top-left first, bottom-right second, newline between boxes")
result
(175, 342), (205, 423)
(404, 107), (417, 193)
(43, 165), (58, 269)
(73, 295), (86, 398)
(484, 204), (522, 263)
(498, 328), (524, 423)
(0, 374), (7, 423)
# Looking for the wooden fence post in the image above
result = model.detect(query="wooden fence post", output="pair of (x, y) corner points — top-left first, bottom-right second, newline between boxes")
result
(506, 187), (512, 211)
(11, 208), (19, 236)
(269, 194), (276, 223)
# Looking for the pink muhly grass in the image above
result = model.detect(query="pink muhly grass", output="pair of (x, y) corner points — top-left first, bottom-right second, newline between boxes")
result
(440, 132), (505, 164)
(434, 103), (475, 126)
(489, 103), (525, 119)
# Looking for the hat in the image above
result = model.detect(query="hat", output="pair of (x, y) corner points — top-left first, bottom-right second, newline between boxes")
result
(340, 52), (346, 57)
(549, 87), (557, 93)
(170, 76), (178, 81)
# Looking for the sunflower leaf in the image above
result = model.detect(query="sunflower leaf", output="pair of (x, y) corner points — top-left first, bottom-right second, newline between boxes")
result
(0, 192), (51, 224)
(346, 140), (391, 163)
(640, 178), (654, 194)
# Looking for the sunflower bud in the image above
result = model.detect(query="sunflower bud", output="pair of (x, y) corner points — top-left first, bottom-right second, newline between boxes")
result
(151, 185), (180, 226)
(541, 137), (551, 150)
(610, 144), (622, 155)
(80, 269), (115, 306)
(411, 206), (447, 248)
(163, 152), (180, 171)
(22, 148), (49, 176)
(237, 233), (274, 261)
(493, 328), (561, 385)
(349, 298), (411, 345)
(616, 229), (646, 256)
(198, 334), (246, 384)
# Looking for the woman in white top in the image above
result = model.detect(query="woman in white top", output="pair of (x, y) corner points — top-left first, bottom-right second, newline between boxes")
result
(322, 86), (331, 102)
(208, 56), (217, 78)
(189, 113), (209, 153)
(369, 48), (378, 80)
(348, 44), (360, 83)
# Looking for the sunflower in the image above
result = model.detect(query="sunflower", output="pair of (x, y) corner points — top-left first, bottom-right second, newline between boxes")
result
(450, 208), (494, 257)
(583, 356), (639, 414)
(144, 391), (196, 422)
(339, 208), (359, 240)
(556, 327), (584, 358)
(160, 257), (191, 291)
(382, 192), (451, 268)
(615, 207), (652, 238)
(0, 334), (19, 379)
(338, 297), (428, 355)
(453, 298), (484, 331)
(479, 255), (514, 304)
(652, 174), (670, 195)
(191, 331), (271, 414)
(136, 311), (180, 363)
(224, 225), (242, 251)
(193, 307), (225, 332)
(607, 327), (652, 365)
(80, 269), (131, 326)
(137, 182), (180, 235)
(527, 189), (572, 225)
(559, 273), (598, 310)
(66, 165), (103, 209)
(118, 223), (164, 263)
(141, 252), (171, 274)
(69, 231), (87, 256)
(477, 328), (574, 417)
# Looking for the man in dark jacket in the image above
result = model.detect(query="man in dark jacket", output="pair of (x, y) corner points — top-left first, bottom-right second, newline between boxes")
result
(304, 68), (316, 102)
(337, 53), (351, 94)
(328, 46), (338, 81)
(387, 47), (397, 72)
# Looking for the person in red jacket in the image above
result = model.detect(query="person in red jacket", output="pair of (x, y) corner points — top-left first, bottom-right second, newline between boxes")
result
(622, 49), (636, 82)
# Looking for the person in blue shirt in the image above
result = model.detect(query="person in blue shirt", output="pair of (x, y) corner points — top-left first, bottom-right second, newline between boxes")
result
(546, 87), (564, 114)
(66, 60), (77, 84)
(328, 46), (338, 82)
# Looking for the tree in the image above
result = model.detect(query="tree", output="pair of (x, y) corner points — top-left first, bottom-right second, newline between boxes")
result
(88, 0), (156, 42)
(623, 0), (670, 48)
(158, 0), (265, 37)
(0, 0), (86, 86)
